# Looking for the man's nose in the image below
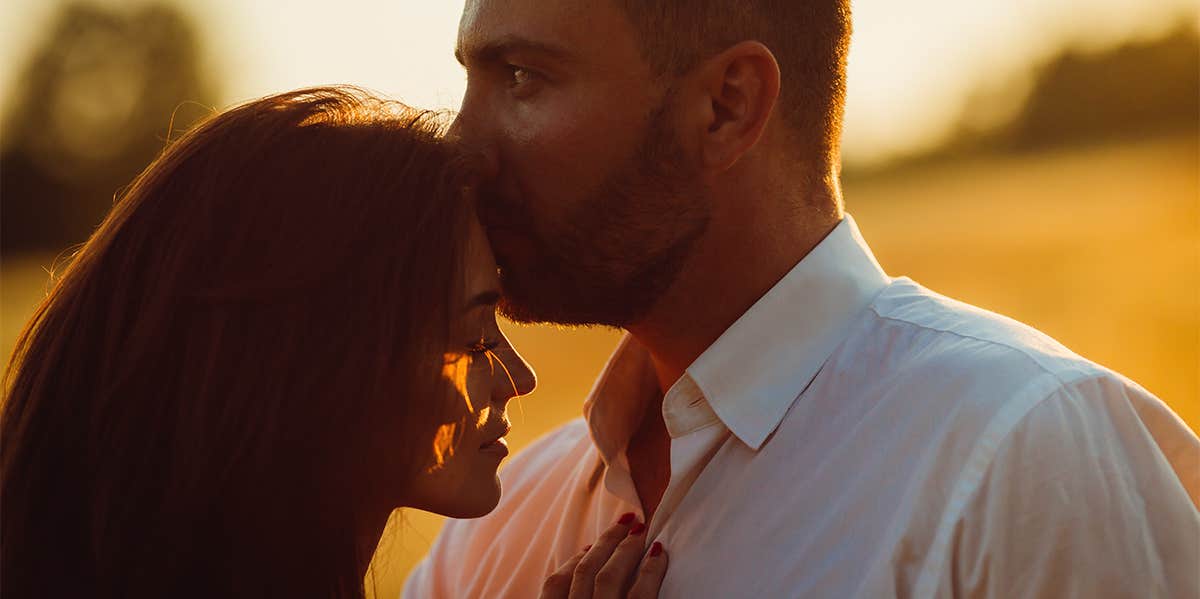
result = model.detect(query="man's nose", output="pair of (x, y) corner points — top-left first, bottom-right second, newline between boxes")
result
(448, 115), (500, 184)
(448, 89), (499, 180)
(446, 109), (467, 142)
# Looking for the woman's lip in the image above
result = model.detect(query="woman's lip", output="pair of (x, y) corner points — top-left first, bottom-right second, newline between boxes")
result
(479, 437), (509, 458)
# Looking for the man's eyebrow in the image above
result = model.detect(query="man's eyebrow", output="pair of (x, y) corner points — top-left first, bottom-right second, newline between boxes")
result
(463, 290), (501, 312)
(455, 35), (575, 67)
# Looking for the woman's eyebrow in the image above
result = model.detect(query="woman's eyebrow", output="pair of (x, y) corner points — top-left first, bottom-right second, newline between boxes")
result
(463, 290), (501, 312)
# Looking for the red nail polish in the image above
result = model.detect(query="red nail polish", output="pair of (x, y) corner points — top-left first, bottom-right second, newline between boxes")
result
(617, 512), (636, 525)
(629, 522), (646, 536)
(649, 541), (663, 557)
(583, 544), (592, 552)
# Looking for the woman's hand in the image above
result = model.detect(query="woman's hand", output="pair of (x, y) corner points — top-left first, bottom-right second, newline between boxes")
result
(539, 513), (668, 599)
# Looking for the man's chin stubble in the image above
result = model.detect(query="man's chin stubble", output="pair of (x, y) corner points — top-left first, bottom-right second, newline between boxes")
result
(494, 215), (707, 329)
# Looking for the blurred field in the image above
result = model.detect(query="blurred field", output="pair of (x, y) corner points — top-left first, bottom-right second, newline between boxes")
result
(2, 133), (1196, 597)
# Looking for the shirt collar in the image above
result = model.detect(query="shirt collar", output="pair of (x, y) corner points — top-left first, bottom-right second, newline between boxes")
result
(583, 214), (890, 459)
(687, 214), (890, 449)
(583, 335), (658, 467)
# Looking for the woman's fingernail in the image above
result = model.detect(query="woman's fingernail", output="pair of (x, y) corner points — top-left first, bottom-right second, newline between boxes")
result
(649, 541), (663, 557)
(583, 544), (592, 552)
(617, 512), (636, 525)
(629, 522), (646, 536)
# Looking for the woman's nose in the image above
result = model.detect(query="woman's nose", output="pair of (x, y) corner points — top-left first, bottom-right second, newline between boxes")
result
(492, 346), (536, 406)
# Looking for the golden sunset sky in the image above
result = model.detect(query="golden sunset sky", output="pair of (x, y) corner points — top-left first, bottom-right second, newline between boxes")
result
(2, 0), (1195, 165)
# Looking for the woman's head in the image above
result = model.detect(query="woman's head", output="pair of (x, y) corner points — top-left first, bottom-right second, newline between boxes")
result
(1, 86), (534, 597)
(405, 217), (536, 519)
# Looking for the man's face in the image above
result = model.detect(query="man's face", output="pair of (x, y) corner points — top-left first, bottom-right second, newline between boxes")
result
(454, 0), (711, 327)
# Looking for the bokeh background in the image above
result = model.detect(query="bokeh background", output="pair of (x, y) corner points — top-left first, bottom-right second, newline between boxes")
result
(2, 1), (1196, 596)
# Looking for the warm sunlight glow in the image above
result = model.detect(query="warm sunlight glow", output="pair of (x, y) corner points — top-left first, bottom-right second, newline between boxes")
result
(2, 0), (1193, 165)
(0, 2), (1193, 597)
(441, 353), (473, 414)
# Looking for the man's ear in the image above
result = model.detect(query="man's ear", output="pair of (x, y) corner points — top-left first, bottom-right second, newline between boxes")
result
(690, 41), (781, 172)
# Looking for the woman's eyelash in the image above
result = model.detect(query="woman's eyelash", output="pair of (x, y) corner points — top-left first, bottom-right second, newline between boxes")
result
(468, 339), (502, 355)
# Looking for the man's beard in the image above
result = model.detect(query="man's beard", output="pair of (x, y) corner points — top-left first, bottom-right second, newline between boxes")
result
(480, 100), (711, 328)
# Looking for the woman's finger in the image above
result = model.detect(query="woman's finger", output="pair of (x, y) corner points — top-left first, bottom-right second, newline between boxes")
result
(539, 548), (587, 599)
(568, 513), (637, 599)
(592, 521), (649, 599)
(626, 541), (669, 599)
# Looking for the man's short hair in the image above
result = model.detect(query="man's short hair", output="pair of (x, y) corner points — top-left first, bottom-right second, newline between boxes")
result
(618, 1), (852, 172)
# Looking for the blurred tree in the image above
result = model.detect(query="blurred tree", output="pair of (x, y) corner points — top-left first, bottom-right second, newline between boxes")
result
(1009, 23), (1199, 149)
(962, 22), (1199, 153)
(848, 20), (1199, 176)
(1, 1), (218, 252)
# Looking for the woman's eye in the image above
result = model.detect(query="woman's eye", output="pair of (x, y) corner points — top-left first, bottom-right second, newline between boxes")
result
(468, 338), (502, 355)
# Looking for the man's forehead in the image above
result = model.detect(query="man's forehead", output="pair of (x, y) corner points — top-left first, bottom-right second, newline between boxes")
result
(457, 0), (627, 61)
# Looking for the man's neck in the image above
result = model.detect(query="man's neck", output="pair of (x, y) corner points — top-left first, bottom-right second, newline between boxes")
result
(628, 194), (841, 393)
(621, 179), (841, 519)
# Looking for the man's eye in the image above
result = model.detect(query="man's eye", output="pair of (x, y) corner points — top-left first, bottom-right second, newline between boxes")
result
(507, 66), (536, 90)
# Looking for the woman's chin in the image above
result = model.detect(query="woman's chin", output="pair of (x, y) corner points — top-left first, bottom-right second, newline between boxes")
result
(460, 476), (503, 518)
(426, 476), (502, 519)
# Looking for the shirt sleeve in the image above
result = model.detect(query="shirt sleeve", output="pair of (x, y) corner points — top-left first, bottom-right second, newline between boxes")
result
(950, 374), (1200, 598)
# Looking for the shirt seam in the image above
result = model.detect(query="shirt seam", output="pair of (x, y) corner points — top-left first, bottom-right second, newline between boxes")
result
(867, 305), (1101, 388)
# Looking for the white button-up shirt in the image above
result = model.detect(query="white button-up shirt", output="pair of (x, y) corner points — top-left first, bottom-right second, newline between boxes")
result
(404, 215), (1200, 598)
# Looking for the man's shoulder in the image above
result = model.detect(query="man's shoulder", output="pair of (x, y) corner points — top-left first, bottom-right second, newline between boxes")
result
(863, 277), (1108, 390)
(831, 277), (1157, 451)
(852, 279), (1195, 470)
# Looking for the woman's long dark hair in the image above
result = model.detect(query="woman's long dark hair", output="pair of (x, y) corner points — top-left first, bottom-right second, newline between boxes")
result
(1, 87), (474, 597)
